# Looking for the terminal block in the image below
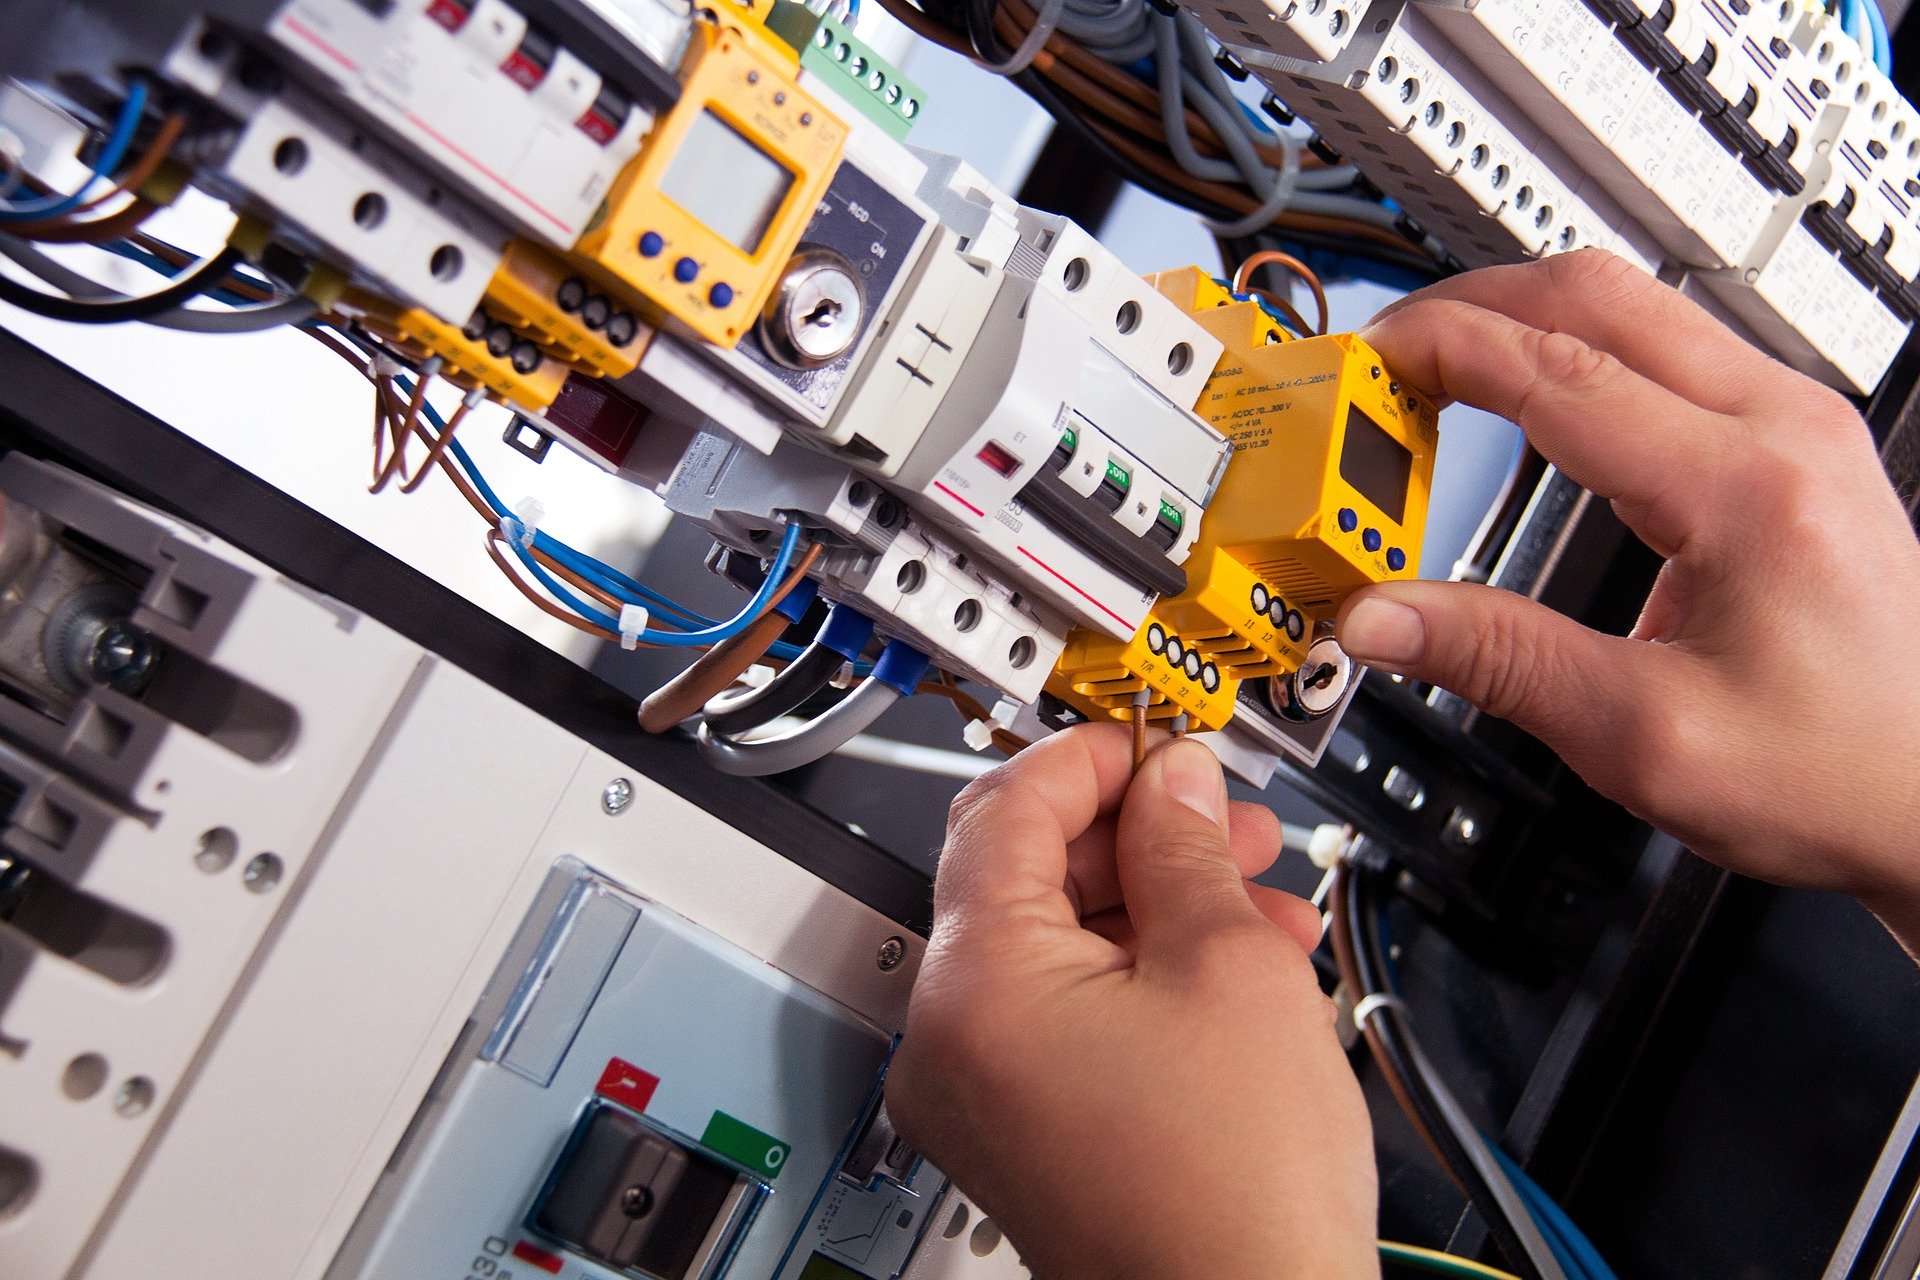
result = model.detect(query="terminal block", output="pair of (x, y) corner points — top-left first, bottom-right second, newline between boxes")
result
(347, 292), (571, 411)
(481, 241), (656, 381)
(1048, 268), (1437, 733)
(572, 0), (848, 348)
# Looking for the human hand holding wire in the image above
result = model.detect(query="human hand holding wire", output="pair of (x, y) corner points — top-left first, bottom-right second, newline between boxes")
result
(1340, 248), (1920, 953)
(887, 725), (1376, 1280)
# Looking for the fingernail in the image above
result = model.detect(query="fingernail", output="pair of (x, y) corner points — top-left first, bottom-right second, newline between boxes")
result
(1340, 597), (1427, 668)
(1160, 739), (1226, 825)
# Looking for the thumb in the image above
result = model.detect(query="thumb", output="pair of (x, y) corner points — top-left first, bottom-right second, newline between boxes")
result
(1113, 738), (1269, 955)
(1336, 580), (1669, 772)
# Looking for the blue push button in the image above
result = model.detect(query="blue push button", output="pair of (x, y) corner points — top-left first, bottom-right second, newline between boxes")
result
(639, 231), (664, 258)
(709, 281), (735, 308)
(1337, 507), (1358, 532)
(1363, 528), (1382, 553)
(673, 256), (699, 283)
(1386, 547), (1406, 571)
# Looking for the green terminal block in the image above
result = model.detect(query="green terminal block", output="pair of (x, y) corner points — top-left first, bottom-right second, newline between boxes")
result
(766, 1), (927, 140)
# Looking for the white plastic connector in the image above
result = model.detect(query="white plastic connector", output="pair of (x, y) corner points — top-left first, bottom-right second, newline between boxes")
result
(1307, 822), (1355, 870)
(617, 603), (650, 650)
(509, 498), (544, 549)
(962, 719), (997, 752)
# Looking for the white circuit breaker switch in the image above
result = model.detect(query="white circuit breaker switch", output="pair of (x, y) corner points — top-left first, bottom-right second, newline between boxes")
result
(911, 150), (1022, 269)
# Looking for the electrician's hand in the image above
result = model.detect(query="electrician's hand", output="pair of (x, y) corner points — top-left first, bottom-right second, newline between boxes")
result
(887, 725), (1376, 1280)
(1345, 247), (1920, 948)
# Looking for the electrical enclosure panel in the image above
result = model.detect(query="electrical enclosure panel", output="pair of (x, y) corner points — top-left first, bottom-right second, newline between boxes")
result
(1190, 0), (1920, 391)
(336, 862), (950, 1280)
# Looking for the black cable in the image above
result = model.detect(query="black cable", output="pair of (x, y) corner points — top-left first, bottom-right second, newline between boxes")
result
(0, 245), (245, 324)
(701, 639), (845, 736)
(1348, 871), (1542, 1279)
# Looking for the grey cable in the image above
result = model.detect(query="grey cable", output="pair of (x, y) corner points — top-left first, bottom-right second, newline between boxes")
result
(1398, 1025), (1572, 1280)
(694, 678), (902, 776)
(700, 639), (845, 737)
(0, 234), (317, 333)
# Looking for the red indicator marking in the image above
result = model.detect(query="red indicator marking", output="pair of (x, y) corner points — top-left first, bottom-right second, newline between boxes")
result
(281, 15), (360, 72)
(576, 107), (620, 145)
(512, 1240), (565, 1274)
(499, 49), (548, 90)
(595, 1056), (660, 1112)
(400, 110), (570, 233)
(1017, 546), (1135, 629)
(932, 480), (983, 518)
(975, 440), (1020, 479)
(425, 0), (471, 32)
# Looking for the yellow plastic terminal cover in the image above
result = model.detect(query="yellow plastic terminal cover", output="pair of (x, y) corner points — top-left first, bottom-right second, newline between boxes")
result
(482, 240), (656, 381)
(1048, 265), (1439, 733)
(572, 2), (847, 347)
(349, 292), (569, 412)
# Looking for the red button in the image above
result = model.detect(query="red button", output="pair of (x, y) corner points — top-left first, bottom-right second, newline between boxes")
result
(976, 441), (1020, 478)
(594, 1057), (660, 1112)
(511, 1240), (565, 1274)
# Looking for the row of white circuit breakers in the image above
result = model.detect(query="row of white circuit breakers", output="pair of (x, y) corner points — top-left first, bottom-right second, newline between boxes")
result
(1187, 0), (1918, 393)
(0, 456), (1027, 1280)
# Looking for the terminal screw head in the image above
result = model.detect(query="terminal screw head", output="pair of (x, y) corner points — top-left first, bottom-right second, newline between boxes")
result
(877, 936), (906, 971)
(602, 778), (634, 815)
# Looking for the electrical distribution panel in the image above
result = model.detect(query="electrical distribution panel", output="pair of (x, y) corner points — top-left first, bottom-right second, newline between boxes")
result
(0, 0), (1437, 778)
(1187, 0), (1919, 392)
(0, 457), (1029, 1280)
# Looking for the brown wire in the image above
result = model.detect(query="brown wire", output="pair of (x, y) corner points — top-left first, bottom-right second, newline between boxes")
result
(372, 371), (434, 493)
(1241, 285), (1315, 340)
(1130, 701), (1148, 770)
(1234, 249), (1330, 334)
(1326, 866), (1454, 1175)
(398, 399), (472, 493)
(8, 115), (184, 239)
(25, 198), (159, 245)
(484, 530), (625, 643)
(635, 542), (825, 732)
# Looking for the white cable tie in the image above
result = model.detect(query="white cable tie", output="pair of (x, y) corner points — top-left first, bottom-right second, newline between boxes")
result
(962, 719), (997, 752)
(618, 603), (651, 650)
(510, 498), (544, 549)
(740, 663), (776, 690)
(1307, 822), (1354, 870)
(1352, 992), (1410, 1033)
(988, 696), (1021, 729)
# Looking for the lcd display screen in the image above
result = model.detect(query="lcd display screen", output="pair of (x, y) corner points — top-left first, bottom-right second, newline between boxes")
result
(658, 110), (795, 253)
(1338, 404), (1413, 524)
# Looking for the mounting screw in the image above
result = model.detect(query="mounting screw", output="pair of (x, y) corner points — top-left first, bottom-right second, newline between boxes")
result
(602, 778), (634, 815)
(88, 620), (158, 693)
(876, 936), (906, 971)
(1381, 766), (1426, 811)
(1445, 808), (1482, 847)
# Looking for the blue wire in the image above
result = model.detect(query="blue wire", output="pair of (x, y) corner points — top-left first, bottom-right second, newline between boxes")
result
(0, 81), (148, 221)
(1483, 1138), (1618, 1280)
(354, 341), (804, 647)
(1864, 0), (1893, 74)
(1841, 0), (1865, 44)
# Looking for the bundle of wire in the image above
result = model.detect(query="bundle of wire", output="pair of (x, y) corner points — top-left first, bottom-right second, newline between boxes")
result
(870, 0), (1452, 284)
(1836, 0), (1893, 75)
(1329, 865), (1621, 1280)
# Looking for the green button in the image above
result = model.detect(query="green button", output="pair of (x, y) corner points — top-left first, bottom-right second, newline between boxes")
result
(702, 1111), (791, 1180)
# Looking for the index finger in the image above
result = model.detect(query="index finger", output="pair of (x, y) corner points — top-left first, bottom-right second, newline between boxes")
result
(1368, 250), (1785, 415)
(934, 723), (1138, 936)
(1361, 295), (1737, 556)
